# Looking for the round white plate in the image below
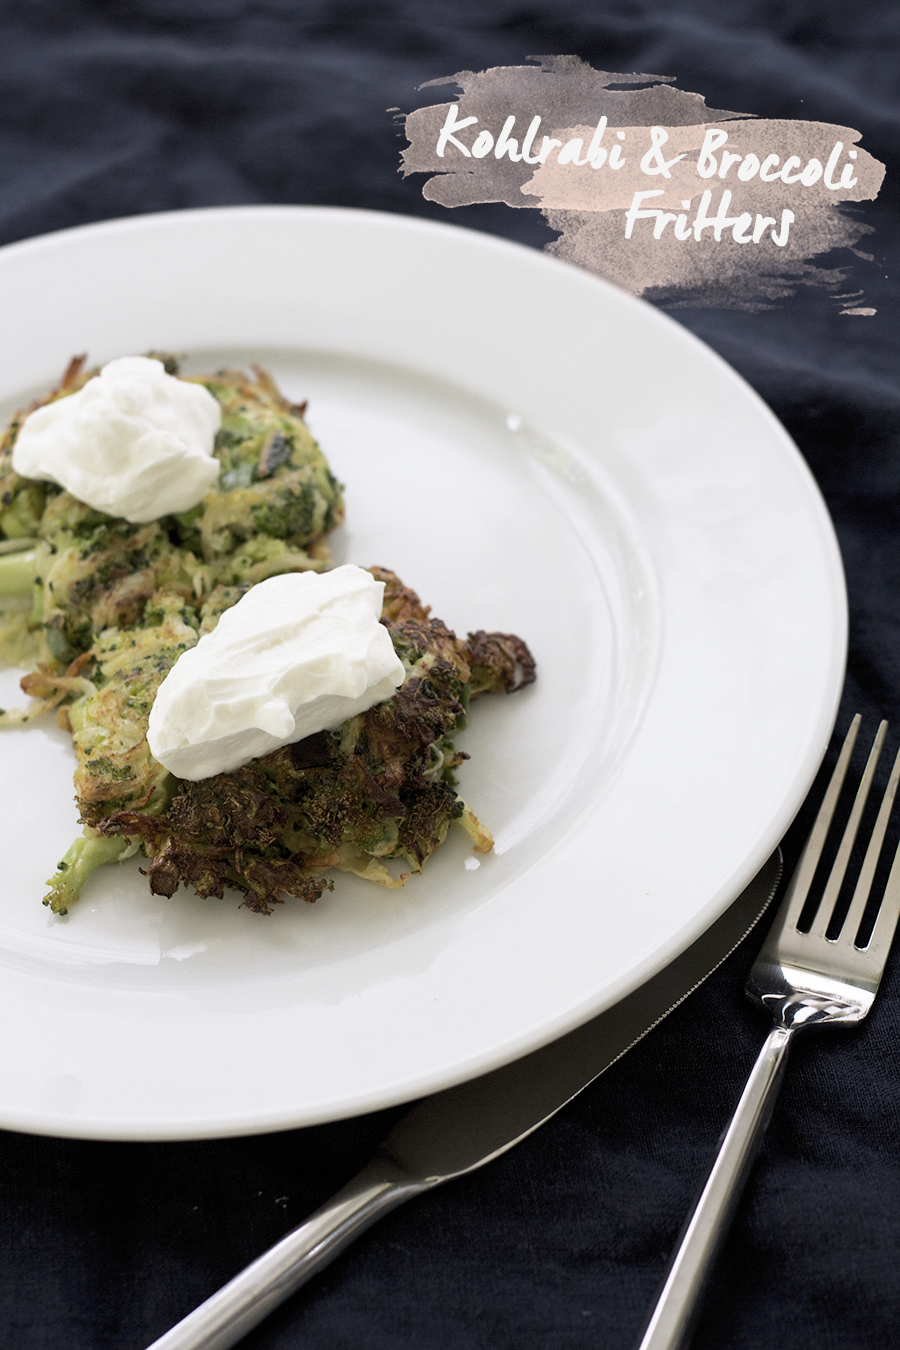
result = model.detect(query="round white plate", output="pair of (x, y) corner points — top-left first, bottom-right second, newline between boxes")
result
(0, 207), (845, 1140)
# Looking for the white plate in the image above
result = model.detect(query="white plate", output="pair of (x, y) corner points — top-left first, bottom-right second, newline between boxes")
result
(0, 207), (845, 1140)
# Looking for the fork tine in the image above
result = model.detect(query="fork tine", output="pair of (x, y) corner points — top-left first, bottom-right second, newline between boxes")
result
(856, 756), (900, 971)
(864, 840), (900, 967)
(777, 714), (861, 933)
(838, 738), (900, 948)
(808, 720), (887, 940)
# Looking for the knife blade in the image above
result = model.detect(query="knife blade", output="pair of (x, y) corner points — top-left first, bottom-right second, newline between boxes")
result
(147, 851), (781, 1350)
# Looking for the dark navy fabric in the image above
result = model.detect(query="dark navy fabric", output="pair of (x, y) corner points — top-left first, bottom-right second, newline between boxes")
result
(1, 3), (899, 1346)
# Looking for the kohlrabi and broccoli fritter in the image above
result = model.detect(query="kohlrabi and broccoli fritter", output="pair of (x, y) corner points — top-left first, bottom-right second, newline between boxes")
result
(0, 354), (344, 673)
(0, 358), (535, 916)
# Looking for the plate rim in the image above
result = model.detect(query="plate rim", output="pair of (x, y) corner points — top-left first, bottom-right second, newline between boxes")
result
(0, 204), (847, 1139)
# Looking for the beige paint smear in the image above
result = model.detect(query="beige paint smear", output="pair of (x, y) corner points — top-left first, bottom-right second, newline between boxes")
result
(402, 59), (886, 311)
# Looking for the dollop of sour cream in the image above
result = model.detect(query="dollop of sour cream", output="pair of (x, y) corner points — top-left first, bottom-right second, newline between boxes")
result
(12, 356), (221, 523)
(147, 566), (406, 781)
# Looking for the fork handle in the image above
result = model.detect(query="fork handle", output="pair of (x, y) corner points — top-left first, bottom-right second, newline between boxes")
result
(636, 1023), (794, 1350)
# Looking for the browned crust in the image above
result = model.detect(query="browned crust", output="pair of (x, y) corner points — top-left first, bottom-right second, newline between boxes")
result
(465, 629), (537, 695)
(368, 566), (432, 625)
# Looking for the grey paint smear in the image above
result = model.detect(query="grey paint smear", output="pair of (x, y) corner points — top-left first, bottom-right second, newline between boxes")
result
(402, 57), (886, 312)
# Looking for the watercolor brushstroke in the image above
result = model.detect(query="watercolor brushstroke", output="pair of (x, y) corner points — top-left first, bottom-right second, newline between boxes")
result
(401, 58), (886, 312)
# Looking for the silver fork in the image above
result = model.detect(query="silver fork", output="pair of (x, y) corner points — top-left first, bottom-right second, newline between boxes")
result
(637, 715), (900, 1350)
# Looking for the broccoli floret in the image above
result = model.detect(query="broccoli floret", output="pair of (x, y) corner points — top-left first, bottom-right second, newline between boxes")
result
(44, 833), (139, 915)
(250, 482), (317, 539)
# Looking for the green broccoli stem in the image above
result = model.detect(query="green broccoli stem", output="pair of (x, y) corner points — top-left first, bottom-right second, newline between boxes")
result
(43, 832), (138, 915)
(0, 548), (37, 598)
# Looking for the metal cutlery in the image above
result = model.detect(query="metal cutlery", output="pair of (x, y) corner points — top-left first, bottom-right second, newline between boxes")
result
(637, 715), (900, 1350)
(145, 855), (782, 1350)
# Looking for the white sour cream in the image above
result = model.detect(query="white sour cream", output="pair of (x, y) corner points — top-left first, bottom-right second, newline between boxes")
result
(147, 565), (406, 781)
(12, 356), (222, 523)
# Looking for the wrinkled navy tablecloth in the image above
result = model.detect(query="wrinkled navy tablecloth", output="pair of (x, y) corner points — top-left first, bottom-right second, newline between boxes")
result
(1, 3), (899, 1347)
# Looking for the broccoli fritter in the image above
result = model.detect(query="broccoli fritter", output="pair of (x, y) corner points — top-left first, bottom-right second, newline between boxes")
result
(0, 356), (344, 670)
(80, 570), (534, 915)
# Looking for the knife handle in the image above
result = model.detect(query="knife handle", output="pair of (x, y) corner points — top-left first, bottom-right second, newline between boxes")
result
(635, 1024), (794, 1350)
(144, 1152), (429, 1350)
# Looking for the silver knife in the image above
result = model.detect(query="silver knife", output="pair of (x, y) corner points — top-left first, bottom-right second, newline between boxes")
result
(147, 851), (782, 1350)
